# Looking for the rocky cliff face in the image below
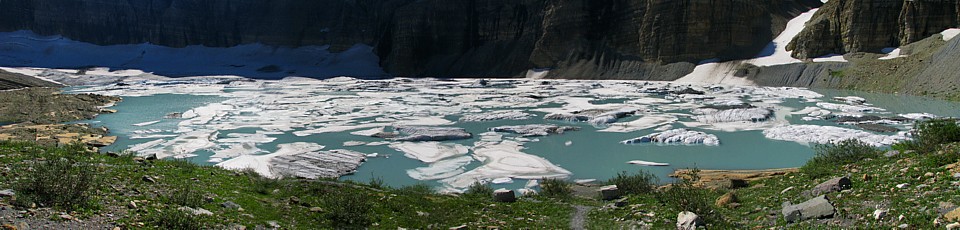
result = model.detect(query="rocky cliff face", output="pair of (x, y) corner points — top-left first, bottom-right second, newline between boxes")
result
(0, 0), (820, 78)
(788, 0), (960, 59)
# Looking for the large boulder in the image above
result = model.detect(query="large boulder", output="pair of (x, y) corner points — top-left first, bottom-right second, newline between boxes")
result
(782, 195), (836, 223)
(809, 177), (852, 196)
(676, 211), (704, 230)
(493, 189), (516, 203)
(599, 185), (620, 201)
(715, 192), (739, 208)
(704, 178), (749, 190)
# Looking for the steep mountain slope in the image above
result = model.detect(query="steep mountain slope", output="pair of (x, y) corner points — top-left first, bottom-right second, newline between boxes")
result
(788, 0), (960, 59)
(0, 0), (821, 78)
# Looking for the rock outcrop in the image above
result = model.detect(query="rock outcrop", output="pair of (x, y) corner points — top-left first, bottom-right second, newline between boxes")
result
(0, 0), (821, 78)
(788, 0), (960, 59)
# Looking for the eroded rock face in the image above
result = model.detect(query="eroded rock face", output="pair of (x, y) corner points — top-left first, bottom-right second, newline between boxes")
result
(788, 0), (960, 59)
(0, 0), (820, 78)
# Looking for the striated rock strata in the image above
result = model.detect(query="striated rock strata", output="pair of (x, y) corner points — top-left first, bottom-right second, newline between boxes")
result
(0, 0), (821, 78)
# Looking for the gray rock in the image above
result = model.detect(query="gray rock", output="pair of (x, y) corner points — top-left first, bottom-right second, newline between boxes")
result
(142, 175), (157, 183)
(873, 209), (888, 220)
(599, 185), (620, 201)
(449, 225), (468, 230)
(222, 201), (242, 210)
(782, 195), (836, 223)
(493, 188), (516, 203)
(390, 126), (472, 141)
(676, 211), (704, 230)
(884, 150), (900, 157)
(704, 178), (748, 190)
(0, 189), (14, 197)
(810, 177), (852, 196)
(179, 207), (213, 215)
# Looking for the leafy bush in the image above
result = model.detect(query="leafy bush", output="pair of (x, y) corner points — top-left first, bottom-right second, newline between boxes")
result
(539, 178), (572, 198)
(608, 170), (658, 195)
(165, 185), (205, 208)
(244, 169), (285, 195)
(144, 209), (209, 230)
(901, 119), (960, 152)
(655, 168), (729, 227)
(14, 156), (99, 210)
(396, 183), (435, 195)
(323, 190), (373, 229)
(801, 139), (878, 179)
(464, 181), (494, 198)
(368, 176), (386, 190)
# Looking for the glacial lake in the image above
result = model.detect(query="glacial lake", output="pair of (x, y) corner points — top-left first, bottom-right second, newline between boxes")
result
(71, 78), (960, 192)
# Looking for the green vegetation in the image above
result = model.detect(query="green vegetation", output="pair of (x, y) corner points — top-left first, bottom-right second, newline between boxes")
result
(801, 139), (879, 179)
(0, 141), (573, 229)
(539, 178), (573, 199)
(607, 170), (658, 195)
(3, 119), (960, 229)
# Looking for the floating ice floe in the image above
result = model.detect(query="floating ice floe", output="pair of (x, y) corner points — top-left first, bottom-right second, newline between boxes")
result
(763, 125), (907, 147)
(833, 96), (867, 105)
(816, 102), (885, 113)
(545, 108), (637, 126)
(440, 140), (571, 189)
(693, 108), (772, 123)
(132, 120), (161, 127)
(621, 129), (720, 146)
(598, 114), (679, 133)
(390, 126), (472, 141)
(460, 110), (533, 122)
(406, 155), (473, 180)
(389, 142), (469, 163)
(627, 160), (670, 166)
(898, 113), (938, 120)
(489, 124), (579, 137)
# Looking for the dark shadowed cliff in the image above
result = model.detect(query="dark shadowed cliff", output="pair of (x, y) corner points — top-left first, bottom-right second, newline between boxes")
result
(0, 0), (822, 78)
(788, 0), (960, 59)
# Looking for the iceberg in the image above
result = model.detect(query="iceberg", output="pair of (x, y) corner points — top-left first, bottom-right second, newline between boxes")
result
(390, 126), (472, 141)
(460, 110), (533, 122)
(627, 160), (670, 166)
(763, 125), (906, 147)
(621, 129), (720, 146)
(489, 124), (579, 137)
(440, 141), (571, 189)
(389, 142), (470, 163)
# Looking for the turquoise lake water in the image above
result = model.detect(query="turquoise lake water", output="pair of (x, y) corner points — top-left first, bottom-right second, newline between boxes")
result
(79, 86), (960, 190)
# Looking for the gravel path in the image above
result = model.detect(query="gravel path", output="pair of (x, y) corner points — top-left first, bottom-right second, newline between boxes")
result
(570, 205), (593, 230)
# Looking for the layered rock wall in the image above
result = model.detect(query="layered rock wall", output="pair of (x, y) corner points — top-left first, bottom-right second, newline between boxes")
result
(0, 0), (820, 78)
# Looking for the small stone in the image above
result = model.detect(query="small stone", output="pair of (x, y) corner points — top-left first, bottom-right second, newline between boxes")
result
(1, 224), (16, 230)
(780, 186), (794, 194)
(266, 221), (280, 229)
(715, 192), (739, 208)
(676, 211), (704, 230)
(449, 224), (468, 230)
(141, 176), (156, 183)
(946, 208), (960, 222)
(873, 209), (887, 220)
(127, 201), (137, 209)
(614, 198), (628, 207)
(862, 174), (872, 181)
(946, 222), (960, 230)
(0, 189), (14, 197)
(884, 150), (900, 157)
(898, 224), (908, 229)
(896, 183), (909, 189)
(59, 214), (73, 220)
(145, 153), (158, 161)
(112, 227), (121, 230)
(810, 177), (852, 196)
(925, 172), (935, 177)
(309, 207), (323, 212)
(222, 201), (242, 210)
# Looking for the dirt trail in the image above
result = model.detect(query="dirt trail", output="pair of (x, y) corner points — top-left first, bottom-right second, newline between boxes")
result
(570, 205), (592, 230)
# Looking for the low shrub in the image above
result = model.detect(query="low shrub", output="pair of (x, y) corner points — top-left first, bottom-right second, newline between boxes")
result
(801, 139), (878, 179)
(144, 209), (209, 230)
(165, 185), (205, 208)
(608, 170), (658, 195)
(902, 119), (960, 152)
(464, 181), (494, 198)
(14, 156), (99, 210)
(323, 190), (373, 229)
(396, 183), (435, 195)
(539, 178), (573, 198)
(655, 168), (730, 227)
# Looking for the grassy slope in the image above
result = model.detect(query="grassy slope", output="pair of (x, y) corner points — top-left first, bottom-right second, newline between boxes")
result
(0, 141), (575, 229)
